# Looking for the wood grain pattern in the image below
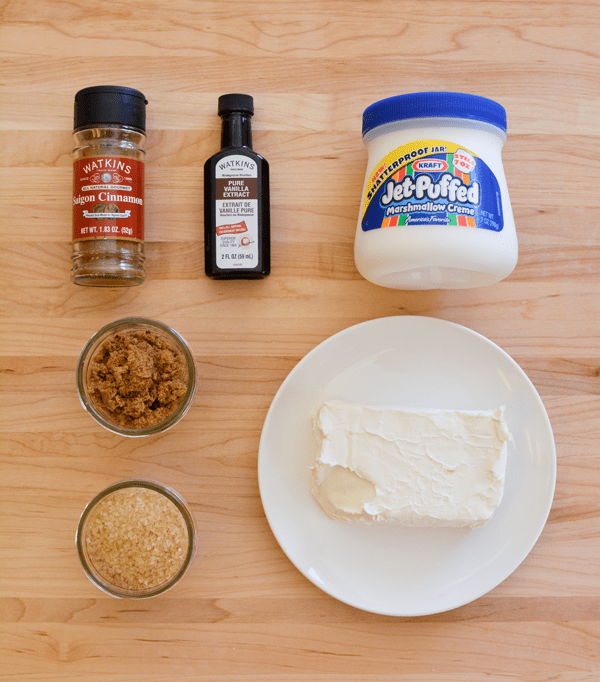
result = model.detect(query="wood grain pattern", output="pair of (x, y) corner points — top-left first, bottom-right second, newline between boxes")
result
(1, 0), (599, 680)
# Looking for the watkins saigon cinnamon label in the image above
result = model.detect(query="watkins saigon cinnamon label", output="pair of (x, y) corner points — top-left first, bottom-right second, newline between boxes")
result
(72, 156), (144, 242)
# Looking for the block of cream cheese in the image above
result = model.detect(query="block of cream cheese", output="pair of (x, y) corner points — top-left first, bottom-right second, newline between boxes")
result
(310, 400), (510, 527)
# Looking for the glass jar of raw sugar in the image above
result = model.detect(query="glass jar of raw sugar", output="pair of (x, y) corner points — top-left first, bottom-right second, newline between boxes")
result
(355, 92), (518, 289)
(76, 479), (197, 598)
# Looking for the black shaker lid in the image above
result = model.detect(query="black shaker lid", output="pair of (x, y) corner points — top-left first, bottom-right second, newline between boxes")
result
(74, 86), (148, 132)
(218, 93), (254, 116)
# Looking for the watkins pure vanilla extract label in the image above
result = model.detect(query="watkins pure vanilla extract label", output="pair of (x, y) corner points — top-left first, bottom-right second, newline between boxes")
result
(214, 154), (259, 269)
(361, 140), (504, 233)
(72, 156), (144, 242)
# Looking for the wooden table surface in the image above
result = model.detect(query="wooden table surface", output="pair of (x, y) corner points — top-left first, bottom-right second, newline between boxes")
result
(1, 0), (599, 680)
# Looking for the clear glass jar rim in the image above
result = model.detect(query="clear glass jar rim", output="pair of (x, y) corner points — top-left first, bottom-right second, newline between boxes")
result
(76, 479), (197, 598)
(76, 317), (197, 437)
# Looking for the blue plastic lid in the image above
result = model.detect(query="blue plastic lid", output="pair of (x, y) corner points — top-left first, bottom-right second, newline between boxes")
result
(362, 92), (507, 136)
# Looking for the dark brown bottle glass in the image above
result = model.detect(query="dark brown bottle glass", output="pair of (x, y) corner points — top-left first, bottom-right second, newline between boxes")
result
(204, 94), (270, 279)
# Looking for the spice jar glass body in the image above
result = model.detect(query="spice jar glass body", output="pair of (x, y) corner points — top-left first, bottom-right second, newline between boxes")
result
(76, 479), (197, 598)
(77, 317), (198, 437)
(71, 125), (146, 286)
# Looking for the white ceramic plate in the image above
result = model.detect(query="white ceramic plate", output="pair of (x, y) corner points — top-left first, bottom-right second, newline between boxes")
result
(258, 316), (556, 616)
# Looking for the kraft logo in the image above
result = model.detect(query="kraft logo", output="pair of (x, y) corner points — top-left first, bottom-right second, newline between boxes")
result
(413, 159), (449, 172)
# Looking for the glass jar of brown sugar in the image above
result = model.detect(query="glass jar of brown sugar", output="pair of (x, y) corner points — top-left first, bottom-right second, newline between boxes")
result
(76, 317), (198, 436)
(71, 86), (148, 286)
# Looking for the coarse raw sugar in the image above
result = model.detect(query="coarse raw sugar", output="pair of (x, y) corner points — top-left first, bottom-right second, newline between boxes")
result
(83, 486), (189, 591)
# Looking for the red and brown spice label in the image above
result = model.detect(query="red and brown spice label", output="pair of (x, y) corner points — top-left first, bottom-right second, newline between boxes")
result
(72, 156), (144, 242)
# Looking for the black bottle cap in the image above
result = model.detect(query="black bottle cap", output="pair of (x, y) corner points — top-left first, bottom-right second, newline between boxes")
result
(218, 93), (254, 117)
(74, 86), (148, 132)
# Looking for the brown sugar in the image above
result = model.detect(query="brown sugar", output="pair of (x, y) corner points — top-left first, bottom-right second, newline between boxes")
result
(88, 328), (188, 429)
(83, 487), (189, 591)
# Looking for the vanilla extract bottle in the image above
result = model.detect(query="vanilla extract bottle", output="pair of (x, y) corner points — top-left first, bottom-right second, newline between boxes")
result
(204, 94), (270, 279)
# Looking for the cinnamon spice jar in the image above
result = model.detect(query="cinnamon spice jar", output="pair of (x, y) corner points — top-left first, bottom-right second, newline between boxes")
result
(71, 86), (148, 286)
